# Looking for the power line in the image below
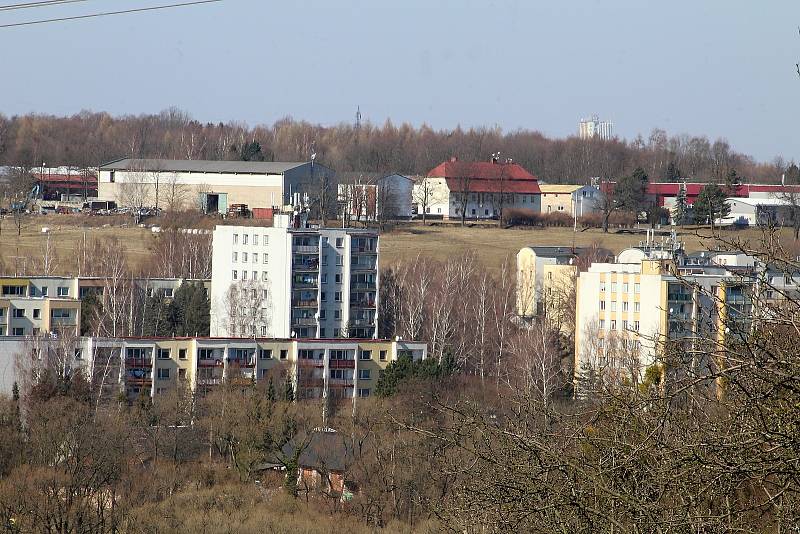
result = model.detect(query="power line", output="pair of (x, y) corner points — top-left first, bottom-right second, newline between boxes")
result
(0, 0), (92, 12)
(0, 0), (222, 28)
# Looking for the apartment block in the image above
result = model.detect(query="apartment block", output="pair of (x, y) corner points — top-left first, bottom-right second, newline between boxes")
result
(517, 246), (585, 318)
(82, 336), (426, 402)
(210, 216), (379, 340)
(0, 277), (82, 337)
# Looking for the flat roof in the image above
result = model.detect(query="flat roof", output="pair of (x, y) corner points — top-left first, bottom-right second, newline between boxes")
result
(99, 158), (321, 175)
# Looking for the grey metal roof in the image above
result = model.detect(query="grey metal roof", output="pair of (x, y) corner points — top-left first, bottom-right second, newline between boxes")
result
(524, 245), (585, 257)
(99, 158), (315, 175)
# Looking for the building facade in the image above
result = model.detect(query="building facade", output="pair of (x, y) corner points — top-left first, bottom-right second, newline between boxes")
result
(516, 246), (585, 318)
(539, 184), (601, 216)
(417, 158), (542, 219)
(338, 173), (414, 222)
(210, 216), (379, 339)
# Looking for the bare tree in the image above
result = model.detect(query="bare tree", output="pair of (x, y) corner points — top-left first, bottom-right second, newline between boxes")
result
(224, 279), (271, 337)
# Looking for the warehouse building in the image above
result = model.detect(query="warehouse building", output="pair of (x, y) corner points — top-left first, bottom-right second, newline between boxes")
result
(97, 158), (335, 214)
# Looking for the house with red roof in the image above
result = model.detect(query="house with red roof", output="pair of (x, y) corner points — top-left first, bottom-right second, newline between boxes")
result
(415, 157), (541, 220)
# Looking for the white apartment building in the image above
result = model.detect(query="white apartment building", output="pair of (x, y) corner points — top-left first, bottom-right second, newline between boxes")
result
(210, 215), (379, 340)
(578, 115), (614, 140)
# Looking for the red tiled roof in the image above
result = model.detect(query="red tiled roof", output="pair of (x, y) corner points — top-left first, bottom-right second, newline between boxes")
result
(428, 161), (541, 194)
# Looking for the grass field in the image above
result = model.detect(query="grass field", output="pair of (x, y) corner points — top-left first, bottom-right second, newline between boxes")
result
(0, 214), (789, 275)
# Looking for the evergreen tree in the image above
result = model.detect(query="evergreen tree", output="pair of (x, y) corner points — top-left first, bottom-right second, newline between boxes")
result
(167, 282), (210, 336)
(375, 354), (451, 397)
(142, 293), (170, 336)
(283, 374), (295, 402)
(693, 183), (730, 231)
(80, 291), (103, 336)
(664, 162), (683, 182)
(725, 168), (743, 195)
(240, 140), (266, 162)
(11, 382), (19, 402)
(785, 163), (800, 184)
(673, 183), (689, 225)
(267, 377), (276, 402)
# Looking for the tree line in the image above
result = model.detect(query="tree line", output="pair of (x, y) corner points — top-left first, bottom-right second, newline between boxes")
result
(0, 108), (789, 183)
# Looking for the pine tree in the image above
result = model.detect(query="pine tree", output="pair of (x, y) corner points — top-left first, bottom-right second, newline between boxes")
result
(693, 183), (730, 231)
(725, 168), (743, 195)
(283, 374), (295, 402)
(240, 141), (266, 162)
(267, 377), (276, 402)
(664, 162), (683, 182)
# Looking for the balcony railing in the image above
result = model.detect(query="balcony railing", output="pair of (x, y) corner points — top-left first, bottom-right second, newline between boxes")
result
(298, 358), (324, 367)
(293, 260), (319, 271)
(297, 377), (325, 388)
(350, 263), (376, 272)
(329, 378), (354, 387)
(293, 245), (320, 254)
(198, 358), (223, 368)
(293, 280), (318, 289)
(228, 358), (256, 368)
(350, 318), (375, 326)
(196, 377), (223, 386)
(350, 299), (376, 309)
(329, 359), (355, 369)
(353, 246), (377, 254)
(292, 317), (317, 326)
(125, 357), (152, 368)
(292, 299), (318, 308)
(350, 282), (376, 291)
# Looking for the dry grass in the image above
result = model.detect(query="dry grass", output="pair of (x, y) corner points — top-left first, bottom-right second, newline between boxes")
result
(0, 214), (791, 276)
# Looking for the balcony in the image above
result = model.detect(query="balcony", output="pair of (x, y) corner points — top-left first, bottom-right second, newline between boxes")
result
(349, 318), (375, 327)
(293, 279), (318, 289)
(292, 299), (318, 308)
(293, 259), (319, 271)
(125, 357), (152, 368)
(353, 246), (377, 255)
(329, 359), (355, 369)
(198, 357), (223, 368)
(196, 377), (223, 386)
(298, 358), (324, 368)
(350, 262), (376, 272)
(350, 282), (376, 291)
(298, 377), (325, 388)
(350, 299), (376, 309)
(293, 245), (320, 254)
(228, 358), (256, 368)
(668, 293), (692, 302)
(329, 378), (354, 387)
(292, 317), (317, 326)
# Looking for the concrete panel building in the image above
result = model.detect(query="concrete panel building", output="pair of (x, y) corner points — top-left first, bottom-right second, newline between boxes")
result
(210, 216), (379, 340)
(98, 158), (335, 213)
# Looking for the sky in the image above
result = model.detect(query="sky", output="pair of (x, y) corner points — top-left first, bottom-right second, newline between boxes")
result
(0, 0), (798, 162)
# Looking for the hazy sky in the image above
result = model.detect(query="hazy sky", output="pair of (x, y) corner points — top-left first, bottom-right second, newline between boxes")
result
(1, 0), (798, 162)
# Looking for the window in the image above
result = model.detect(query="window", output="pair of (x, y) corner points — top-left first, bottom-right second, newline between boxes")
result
(33, 309), (41, 319)
(12, 328), (24, 336)
(322, 255), (328, 266)
(335, 273), (342, 284)
(179, 349), (187, 360)
(599, 320), (605, 329)
(178, 368), (186, 379)
(253, 253), (258, 263)
(634, 321), (640, 331)
(321, 273), (328, 284)
(243, 234), (248, 245)
(359, 349), (372, 360)
(320, 309), (326, 320)
(320, 328), (326, 337)
(334, 310), (341, 319)
(253, 235), (258, 246)
(57, 287), (69, 297)
(623, 283), (629, 293)
(336, 256), (343, 266)
(634, 283), (641, 293)
(259, 348), (272, 359)
(600, 282), (606, 292)
(163, 288), (174, 298)
(330, 369), (346, 380)
(252, 271), (257, 280)
(232, 251), (238, 262)
(74, 349), (82, 360)
(242, 252), (248, 262)
(262, 271), (268, 282)
(335, 291), (342, 302)
(233, 233), (239, 245)
(242, 271), (248, 281)
(263, 235), (268, 245)
(280, 349), (288, 360)
(51, 309), (71, 319)
(263, 254), (269, 264)
(260, 326), (267, 336)
(635, 302), (641, 312)
(379, 350), (387, 361)
(321, 292), (327, 302)
(358, 388), (370, 398)
(0, 309), (4, 318)
(110, 170), (115, 183)
(334, 328), (340, 337)
(13, 309), (25, 318)
(358, 369), (371, 380)
(232, 270), (238, 280)
(610, 320), (617, 330)
(622, 320), (629, 330)
(611, 283), (617, 293)
(157, 348), (170, 359)
(41, 287), (48, 296)
(335, 237), (343, 248)
(157, 368), (170, 380)
(600, 301), (606, 311)
(263, 289), (269, 300)
(622, 302), (629, 312)
(610, 302), (616, 312)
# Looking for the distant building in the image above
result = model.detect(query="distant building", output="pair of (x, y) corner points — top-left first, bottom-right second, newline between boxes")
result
(417, 157), (541, 219)
(516, 246), (585, 318)
(210, 216), (379, 340)
(579, 115), (613, 140)
(539, 184), (601, 216)
(97, 158), (335, 214)
(338, 173), (414, 221)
